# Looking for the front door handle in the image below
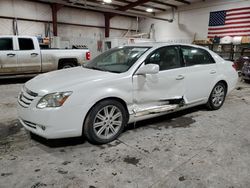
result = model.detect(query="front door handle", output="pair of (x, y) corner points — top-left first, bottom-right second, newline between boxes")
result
(31, 53), (39, 56)
(210, 70), (216, 74)
(7, 53), (16, 57)
(176, 75), (185, 80)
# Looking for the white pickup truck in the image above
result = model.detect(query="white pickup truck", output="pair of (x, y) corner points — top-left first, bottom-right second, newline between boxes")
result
(0, 36), (90, 77)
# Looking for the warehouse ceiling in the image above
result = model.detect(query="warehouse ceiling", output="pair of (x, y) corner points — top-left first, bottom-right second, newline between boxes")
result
(34, 0), (202, 17)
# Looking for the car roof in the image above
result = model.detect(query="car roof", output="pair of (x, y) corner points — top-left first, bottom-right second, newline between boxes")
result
(125, 42), (209, 50)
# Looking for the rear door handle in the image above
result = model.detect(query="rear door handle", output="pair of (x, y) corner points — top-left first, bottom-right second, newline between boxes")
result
(176, 75), (185, 80)
(7, 53), (16, 57)
(31, 53), (39, 56)
(210, 70), (216, 74)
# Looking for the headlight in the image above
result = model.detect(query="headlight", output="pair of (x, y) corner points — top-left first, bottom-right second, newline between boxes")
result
(37, 91), (72, 109)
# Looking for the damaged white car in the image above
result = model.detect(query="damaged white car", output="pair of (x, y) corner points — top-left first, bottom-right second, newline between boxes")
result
(18, 43), (238, 144)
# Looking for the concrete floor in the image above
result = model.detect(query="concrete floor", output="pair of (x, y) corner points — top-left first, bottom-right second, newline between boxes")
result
(0, 78), (250, 188)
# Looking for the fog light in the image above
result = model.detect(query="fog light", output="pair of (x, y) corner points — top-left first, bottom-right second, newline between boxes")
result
(37, 124), (46, 131)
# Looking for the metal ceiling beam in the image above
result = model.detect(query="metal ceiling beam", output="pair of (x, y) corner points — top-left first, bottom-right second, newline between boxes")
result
(36, 0), (174, 38)
(77, 0), (150, 13)
(117, 0), (152, 11)
(136, 4), (166, 12)
(174, 0), (191, 5)
(37, 0), (173, 21)
(150, 0), (178, 9)
(105, 0), (168, 37)
(114, 0), (166, 12)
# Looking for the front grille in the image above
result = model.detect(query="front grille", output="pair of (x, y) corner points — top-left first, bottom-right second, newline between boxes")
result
(23, 120), (37, 129)
(18, 87), (38, 108)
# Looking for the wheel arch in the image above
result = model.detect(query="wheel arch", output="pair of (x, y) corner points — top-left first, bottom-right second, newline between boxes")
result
(82, 96), (130, 135)
(58, 58), (78, 69)
(216, 80), (228, 94)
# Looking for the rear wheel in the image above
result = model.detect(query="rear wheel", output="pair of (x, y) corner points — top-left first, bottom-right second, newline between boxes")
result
(206, 82), (226, 110)
(59, 62), (76, 69)
(83, 100), (127, 144)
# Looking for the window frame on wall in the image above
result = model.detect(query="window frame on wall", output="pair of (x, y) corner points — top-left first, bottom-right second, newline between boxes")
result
(0, 38), (14, 51)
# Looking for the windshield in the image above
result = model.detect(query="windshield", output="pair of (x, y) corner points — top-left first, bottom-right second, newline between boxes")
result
(83, 46), (150, 73)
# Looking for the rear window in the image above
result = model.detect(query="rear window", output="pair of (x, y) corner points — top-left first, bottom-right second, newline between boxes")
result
(181, 46), (215, 66)
(0, 38), (13, 51)
(18, 38), (34, 50)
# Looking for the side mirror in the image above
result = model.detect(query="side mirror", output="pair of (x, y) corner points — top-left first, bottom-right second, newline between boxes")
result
(136, 64), (159, 75)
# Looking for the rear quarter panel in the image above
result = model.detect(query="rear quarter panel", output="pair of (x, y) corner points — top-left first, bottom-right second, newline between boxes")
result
(211, 52), (238, 94)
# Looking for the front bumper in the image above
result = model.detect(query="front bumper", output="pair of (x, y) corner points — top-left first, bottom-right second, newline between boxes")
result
(18, 96), (89, 139)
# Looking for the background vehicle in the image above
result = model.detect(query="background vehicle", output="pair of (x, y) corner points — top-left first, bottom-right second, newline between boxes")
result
(242, 60), (250, 82)
(234, 48), (250, 82)
(0, 35), (90, 77)
(18, 43), (238, 144)
(234, 48), (250, 71)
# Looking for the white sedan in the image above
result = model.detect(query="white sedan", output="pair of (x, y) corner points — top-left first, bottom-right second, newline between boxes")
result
(18, 43), (238, 144)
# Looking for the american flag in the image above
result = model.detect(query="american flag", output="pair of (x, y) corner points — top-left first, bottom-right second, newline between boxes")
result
(208, 7), (250, 38)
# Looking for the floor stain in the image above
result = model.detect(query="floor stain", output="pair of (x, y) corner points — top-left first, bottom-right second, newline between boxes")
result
(57, 169), (68, 174)
(0, 103), (16, 108)
(179, 176), (186, 181)
(142, 116), (195, 130)
(31, 182), (47, 188)
(152, 147), (160, 152)
(0, 120), (22, 140)
(236, 87), (243, 90)
(62, 161), (71, 165)
(123, 156), (141, 166)
(107, 140), (121, 148)
(1, 172), (13, 177)
(162, 116), (195, 129)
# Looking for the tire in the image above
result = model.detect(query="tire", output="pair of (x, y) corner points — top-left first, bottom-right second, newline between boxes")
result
(206, 82), (226, 110)
(244, 79), (250, 83)
(60, 62), (75, 69)
(83, 100), (127, 144)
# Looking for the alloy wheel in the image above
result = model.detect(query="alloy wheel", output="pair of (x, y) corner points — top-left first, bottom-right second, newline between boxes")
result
(211, 85), (225, 107)
(93, 105), (123, 139)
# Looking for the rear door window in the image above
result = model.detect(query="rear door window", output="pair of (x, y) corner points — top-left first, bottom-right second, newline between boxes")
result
(181, 46), (215, 66)
(18, 38), (34, 50)
(0, 38), (13, 51)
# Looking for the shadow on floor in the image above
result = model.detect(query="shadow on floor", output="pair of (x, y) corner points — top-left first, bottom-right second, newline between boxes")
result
(125, 105), (205, 131)
(30, 133), (86, 148)
(29, 105), (206, 148)
(0, 77), (32, 85)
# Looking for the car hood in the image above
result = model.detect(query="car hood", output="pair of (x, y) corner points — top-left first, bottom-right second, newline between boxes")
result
(25, 67), (115, 95)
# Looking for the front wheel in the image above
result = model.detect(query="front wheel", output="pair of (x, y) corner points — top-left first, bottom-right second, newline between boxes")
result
(206, 82), (226, 110)
(83, 100), (127, 144)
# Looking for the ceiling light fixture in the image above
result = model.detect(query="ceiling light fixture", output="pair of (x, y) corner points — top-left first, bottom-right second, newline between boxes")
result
(103, 0), (112, 3)
(146, 8), (153, 13)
